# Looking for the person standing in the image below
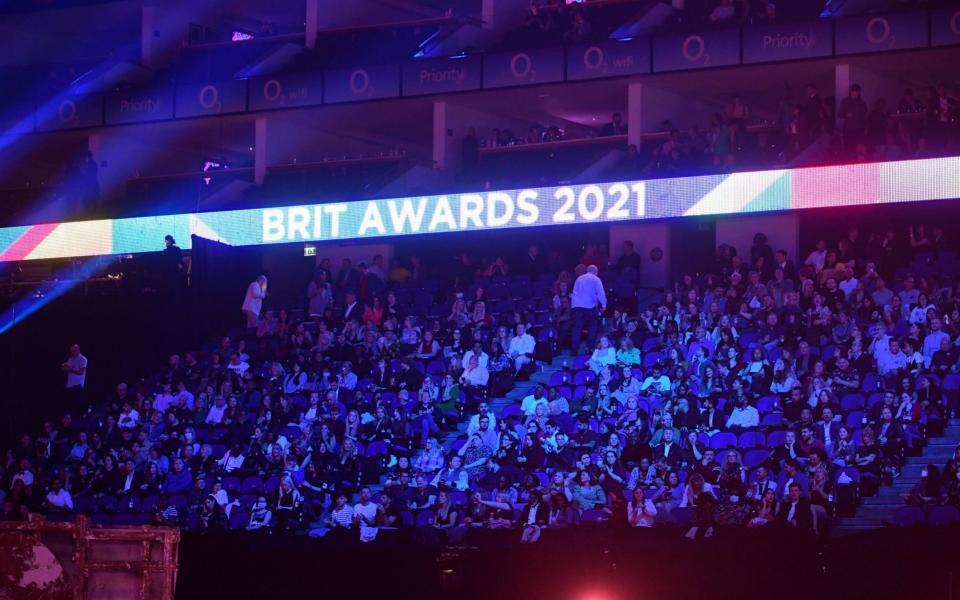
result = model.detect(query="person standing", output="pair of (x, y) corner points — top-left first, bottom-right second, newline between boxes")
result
(62, 343), (87, 390)
(570, 264), (606, 354)
(161, 235), (184, 288)
(62, 343), (87, 413)
(242, 275), (267, 329)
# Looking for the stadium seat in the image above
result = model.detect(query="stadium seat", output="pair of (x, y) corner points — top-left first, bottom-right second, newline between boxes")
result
(738, 431), (765, 449)
(709, 432), (737, 450)
(927, 506), (960, 526)
(840, 394), (866, 412)
(893, 506), (925, 526)
(415, 510), (435, 527)
(241, 477), (264, 494)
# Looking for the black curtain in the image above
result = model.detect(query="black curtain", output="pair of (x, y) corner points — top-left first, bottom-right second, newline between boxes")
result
(189, 235), (262, 344)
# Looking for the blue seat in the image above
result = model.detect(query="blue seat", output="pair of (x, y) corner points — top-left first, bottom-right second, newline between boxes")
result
(738, 431), (765, 449)
(709, 432), (737, 450)
(893, 506), (925, 527)
(928, 506), (960, 526)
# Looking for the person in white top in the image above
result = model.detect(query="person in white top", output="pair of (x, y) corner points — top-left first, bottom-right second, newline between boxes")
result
(62, 343), (87, 389)
(117, 403), (140, 428)
(241, 275), (268, 328)
(461, 343), (489, 370)
(570, 265), (607, 353)
(627, 487), (657, 528)
(353, 487), (382, 543)
(460, 355), (490, 387)
(588, 336), (616, 373)
(508, 323), (536, 375)
(44, 478), (73, 513)
(520, 387), (549, 416)
(804, 240), (827, 273)
(205, 396), (228, 425)
(467, 403), (497, 436)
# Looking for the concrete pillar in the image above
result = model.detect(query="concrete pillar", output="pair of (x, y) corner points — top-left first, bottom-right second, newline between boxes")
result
(610, 222), (670, 290)
(432, 101), (527, 172)
(627, 79), (711, 148)
(627, 80), (643, 149)
(254, 118), (268, 185)
(141, 6), (158, 69)
(834, 62), (895, 130)
(306, 0), (319, 48)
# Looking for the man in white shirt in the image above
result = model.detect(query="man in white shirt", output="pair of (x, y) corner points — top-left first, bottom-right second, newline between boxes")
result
(725, 397), (759, 432)
(153, 384), (176, 412)
(508, 323), (536, 375)
(11, 459), (35, 488)
(339, 362), (358, 391)
(469, 414), (498, 452)
(174, 381), (196, 411)
(520, 386), (549, 417)
(241, 275), (267, 328)
(205, 396), (228, 425)
(923, 318), (950, 366)
(118, 403), (140, 428)
(226, 353), (250, 378)
(460, 355), (490, 388)
(838, 267), (858, 298)
(461, 342), (489, 370)
(570, 265), (607, 353)
(353, 487), (381, 543)
(804, 240), (827, 273)
(639, 365), (671, 395)
(62, 343), (87, 389)
(876, 338), (907, 378)
(44, 478), (73, 512)
(467, 402), (497, 436)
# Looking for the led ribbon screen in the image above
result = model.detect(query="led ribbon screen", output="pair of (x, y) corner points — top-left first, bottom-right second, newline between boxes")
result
(1, 156), (958, 262)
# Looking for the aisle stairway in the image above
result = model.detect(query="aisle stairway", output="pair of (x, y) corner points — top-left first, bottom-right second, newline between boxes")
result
(437, 356), (567, 450)
(834, 418), (960, 536)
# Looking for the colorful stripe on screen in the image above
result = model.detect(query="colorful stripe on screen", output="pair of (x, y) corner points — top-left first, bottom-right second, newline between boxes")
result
(1, 156), (959, 262)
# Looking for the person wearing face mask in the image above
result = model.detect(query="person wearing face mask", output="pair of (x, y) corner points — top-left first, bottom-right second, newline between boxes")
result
(246, 496), (273, 531)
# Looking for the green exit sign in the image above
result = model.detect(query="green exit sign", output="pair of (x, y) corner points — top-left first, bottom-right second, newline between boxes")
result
(303, 245), (316, 257)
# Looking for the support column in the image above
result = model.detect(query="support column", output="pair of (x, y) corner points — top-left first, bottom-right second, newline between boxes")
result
(432, 101), (527, 173)
(627, 79), (711, 148)
(834, 62), (894, 131)
(306, 0), (319, 48)
(254, 118), (268, 185)
(432, 101), (453, 170)
(141, 6), (158, 69)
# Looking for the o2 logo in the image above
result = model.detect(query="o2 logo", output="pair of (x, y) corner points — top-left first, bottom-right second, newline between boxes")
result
(682, 35), (710, 65)
(261, 79), (308, 106)
(510, 53), (534, 80)
(349, 69), (370, 95)
(865, 17), (895, 48)
(198, 85), (221, 112)
(57, 99), (77, 124)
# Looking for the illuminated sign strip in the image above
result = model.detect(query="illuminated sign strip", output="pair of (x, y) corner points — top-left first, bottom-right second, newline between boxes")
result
(1, 156), (959, 262)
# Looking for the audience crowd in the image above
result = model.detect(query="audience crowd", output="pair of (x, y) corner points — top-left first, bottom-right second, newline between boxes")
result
(4, 216), (960, 546)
